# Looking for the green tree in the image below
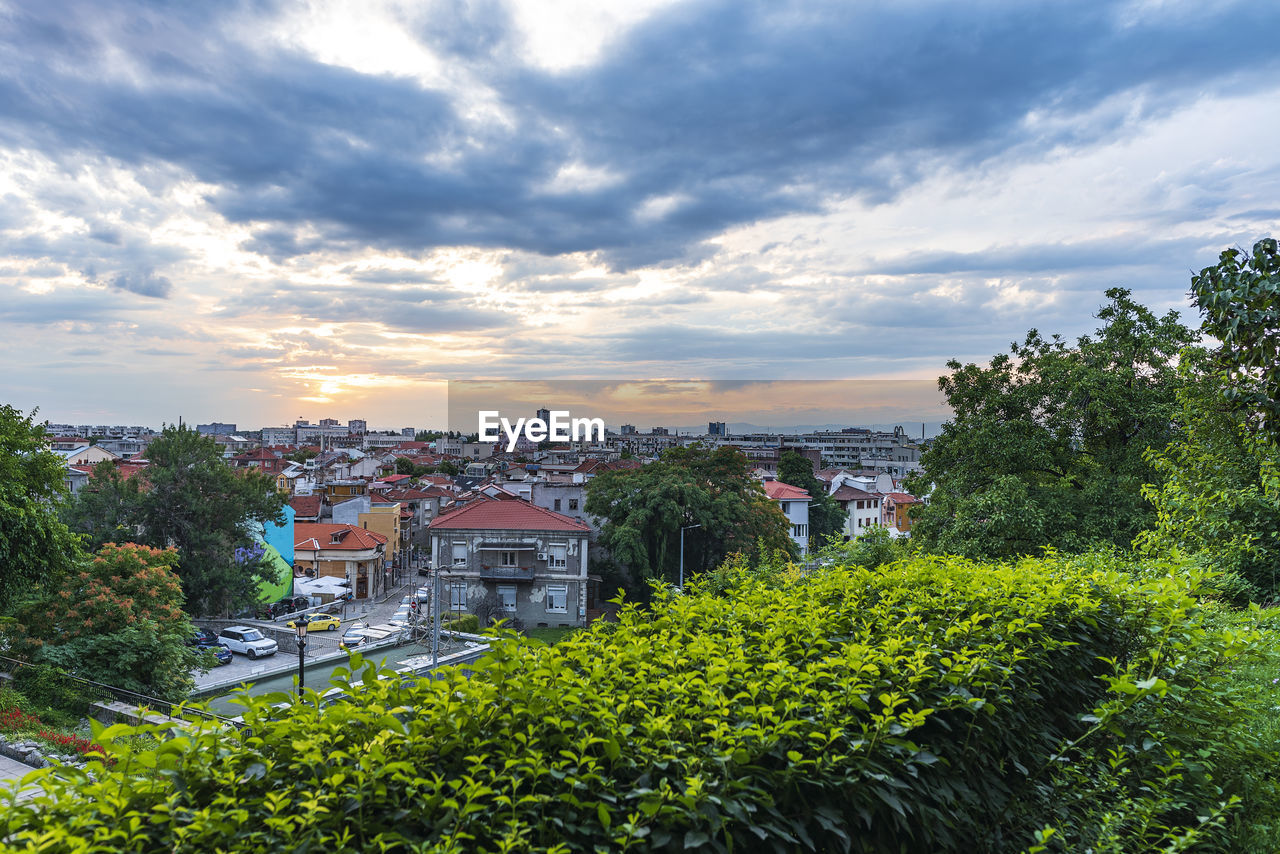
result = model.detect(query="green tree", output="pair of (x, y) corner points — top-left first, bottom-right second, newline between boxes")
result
(2, 542), (204, 700)
(284, 448), (318, 464)
(776, 450), (844, 545)
(438, 460), (459, 476)
(585, 445), (793, 588)
(905, 288), (1197, 559)
(1189, 237), (1280, 439)
(133, 424), (286, 616)
(0, 405), (81, 613)
(1137, 366), (1280, 601)
(60, 459), (143, 550)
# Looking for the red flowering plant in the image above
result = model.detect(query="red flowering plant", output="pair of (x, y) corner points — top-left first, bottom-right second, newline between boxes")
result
(0, 543), (205, 702)
(0, 704), (105, 758)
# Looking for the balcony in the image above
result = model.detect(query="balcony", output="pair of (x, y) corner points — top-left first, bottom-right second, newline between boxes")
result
(478, 565), (535, 582)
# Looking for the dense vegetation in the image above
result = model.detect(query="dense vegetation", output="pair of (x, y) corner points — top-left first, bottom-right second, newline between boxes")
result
(905, 288), (1198, 559)
(61, 423), (287, 616)
(0, 405), (80, 613)
(2, 543), (205, 701)
(4, 552), (1276, 852)
(585, 444), (794, 586)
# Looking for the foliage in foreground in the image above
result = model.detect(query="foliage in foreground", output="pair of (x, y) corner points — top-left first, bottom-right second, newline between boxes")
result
(2, 553), (1275, 853)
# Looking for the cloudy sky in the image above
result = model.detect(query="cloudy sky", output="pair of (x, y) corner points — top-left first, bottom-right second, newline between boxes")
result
(1, 0), (1277, 429)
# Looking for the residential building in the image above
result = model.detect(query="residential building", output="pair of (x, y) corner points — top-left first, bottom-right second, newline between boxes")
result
(763, 480), (812, 555)
(883, 492), (923, 537)
(197, 422), (237, 435)
(428, 499), (593, 628)
(831, 485), (883, 539)
(293, 523), (388, 600)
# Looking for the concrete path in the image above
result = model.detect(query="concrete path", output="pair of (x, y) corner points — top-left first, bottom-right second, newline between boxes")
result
(0, 754), (41, 804)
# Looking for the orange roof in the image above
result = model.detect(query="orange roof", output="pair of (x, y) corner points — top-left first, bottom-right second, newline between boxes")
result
(884, 492), (922, 504)
(294, 523), (388, 552)
(428, 498), (589, 533)
(763, 481), (811, 501)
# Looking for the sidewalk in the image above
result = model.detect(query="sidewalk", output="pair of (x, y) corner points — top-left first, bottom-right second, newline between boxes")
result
(0, 754), (40, 804)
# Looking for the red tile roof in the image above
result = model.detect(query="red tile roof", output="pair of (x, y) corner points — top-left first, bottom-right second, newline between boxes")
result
(428, 498), (589, 532)
(884, 492), (922, 504)
(294, 523), (388, 552)
(289, 496), (323, 521)
(763, 481), (811, 501)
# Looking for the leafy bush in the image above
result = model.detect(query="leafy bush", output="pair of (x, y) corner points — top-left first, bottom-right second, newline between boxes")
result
(9, 664), (103, 723)
(443, 613), (479, 633)
(1, 553), (1271, 852)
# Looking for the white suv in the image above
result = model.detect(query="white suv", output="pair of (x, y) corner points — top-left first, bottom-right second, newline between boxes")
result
(217, 626), (279, 660)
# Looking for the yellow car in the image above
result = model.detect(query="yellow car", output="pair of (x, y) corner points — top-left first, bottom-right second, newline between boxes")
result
(287, 614), (341, 631)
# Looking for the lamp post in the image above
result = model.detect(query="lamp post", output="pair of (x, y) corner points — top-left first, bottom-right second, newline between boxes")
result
(679, 523), (701, 591)
(294, 620), (308, 697)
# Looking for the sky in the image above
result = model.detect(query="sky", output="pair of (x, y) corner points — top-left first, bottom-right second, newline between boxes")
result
(1, 0), (1277, 430)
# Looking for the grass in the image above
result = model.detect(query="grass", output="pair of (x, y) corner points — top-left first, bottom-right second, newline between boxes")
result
(522, 626), (581, 645)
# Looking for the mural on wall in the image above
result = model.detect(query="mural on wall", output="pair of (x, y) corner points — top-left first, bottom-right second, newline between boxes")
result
(245, 503), (296, 603)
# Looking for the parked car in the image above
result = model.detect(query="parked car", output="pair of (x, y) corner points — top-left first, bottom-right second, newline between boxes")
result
(202, 645), (233, 666)
(217, 626), (279, 660)
(286, 614), (341, 632)
(388, 607), (413, 627)
(189, 627), (220, 647)
(339, 628), (367, 651)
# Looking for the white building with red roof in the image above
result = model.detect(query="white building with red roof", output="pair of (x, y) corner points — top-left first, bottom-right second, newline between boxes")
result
(428, 498), (593, 628)
(763, 479), (813, 556)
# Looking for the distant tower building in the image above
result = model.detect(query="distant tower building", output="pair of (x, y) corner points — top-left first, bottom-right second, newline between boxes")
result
(620, 424), (637, 435)
(402, 427), (416, 437)
(536, 408), (552, 424)
(348, 419), (368, 434)
(319, 418), (340, 427)
(708, 421), (727, 436)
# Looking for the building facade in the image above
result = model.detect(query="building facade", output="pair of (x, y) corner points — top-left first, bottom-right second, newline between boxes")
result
(428, 499), (592, 628)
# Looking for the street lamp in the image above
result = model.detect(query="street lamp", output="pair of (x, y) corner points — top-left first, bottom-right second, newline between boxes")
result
(679, 524), (701, 590)
(294, 620), (308, 697)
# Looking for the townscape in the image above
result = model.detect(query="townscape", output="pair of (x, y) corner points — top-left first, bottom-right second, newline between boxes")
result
(3, 0), (1280, 850)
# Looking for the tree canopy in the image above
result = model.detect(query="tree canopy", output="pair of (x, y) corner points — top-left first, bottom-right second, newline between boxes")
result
(904, 288), (1198, 559)
(63, 424), (287, 616)
(2, 542), (203, 700)
(1190, 237), (1280, 439)
(0, 405), (81, 613)
(584, 445), (793, 588)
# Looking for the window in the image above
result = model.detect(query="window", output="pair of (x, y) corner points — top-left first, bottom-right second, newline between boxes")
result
(553, 498), (561, 511)
(568, 499), (578, 511)
(780, 501), (790, 513)
(450, 582), (468, 612)
(497, 585), (517, 612)
(549, 545), (567, 569)
(792, 524), (807, 539)
(545, 584), (568, 613)
(451, 544), (467, 566)
(501, 551), (518, 567)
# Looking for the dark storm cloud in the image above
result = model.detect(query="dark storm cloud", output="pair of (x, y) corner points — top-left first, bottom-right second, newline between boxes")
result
(215, 280), (514, 333)
(0, 1), (1273, 271)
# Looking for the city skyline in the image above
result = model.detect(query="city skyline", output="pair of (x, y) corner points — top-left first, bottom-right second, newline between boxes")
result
(2, 2), (1278, 425)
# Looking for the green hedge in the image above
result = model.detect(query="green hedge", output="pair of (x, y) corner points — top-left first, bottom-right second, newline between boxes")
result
(1, 552), (1270, 852)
